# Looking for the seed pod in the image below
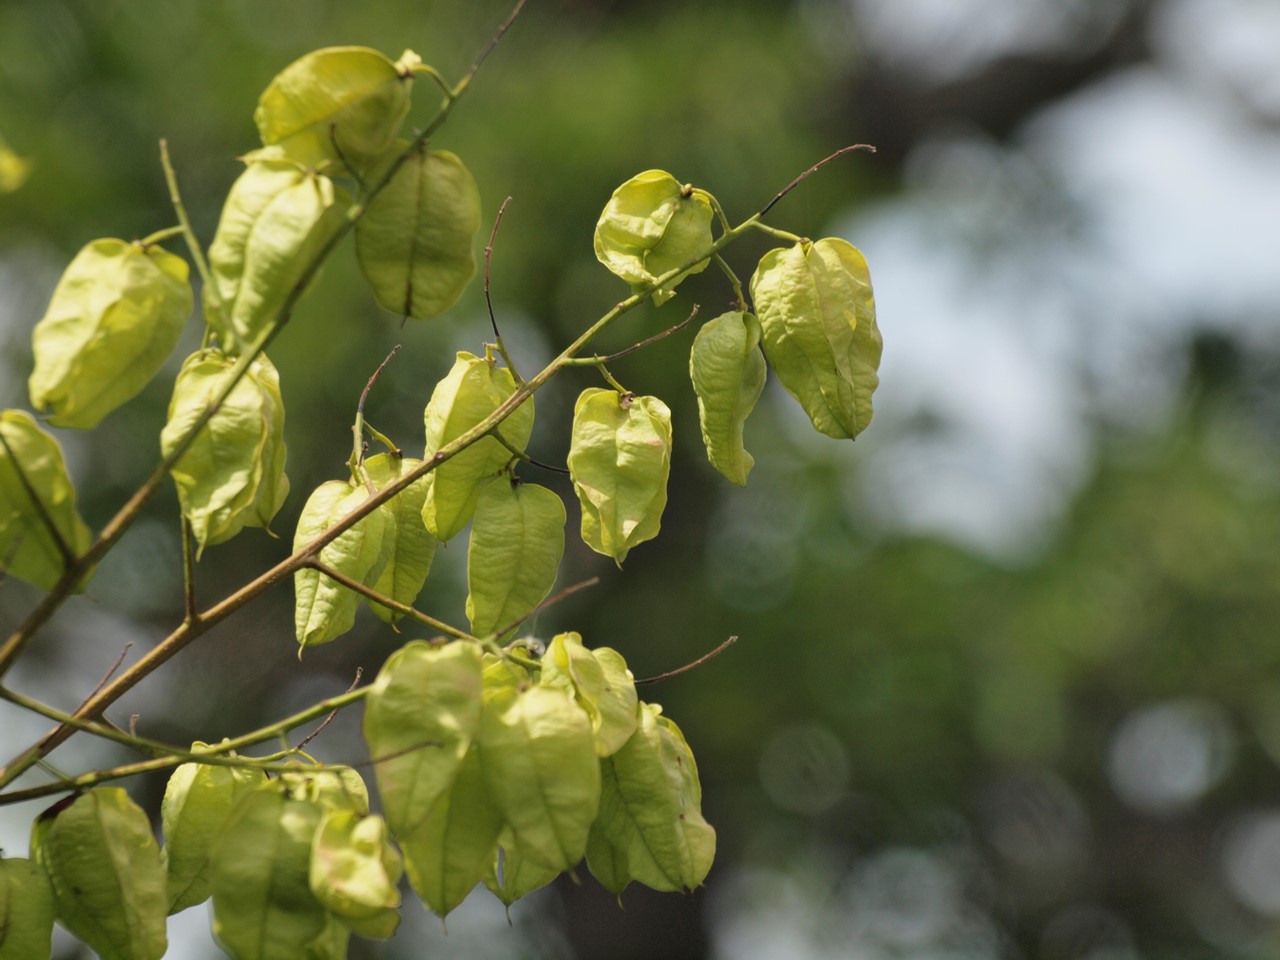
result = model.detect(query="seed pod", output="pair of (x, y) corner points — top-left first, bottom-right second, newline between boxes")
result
(279, 765), (370, 816)
(466, 478), (565, 640)
(421, 352), (533, 542)
(483, 826), (560, 907)
(293, 480), (394, 650)
(211, 786), (330, 960)
(689, 310), (766, 485)
(309, 810), (402, 939)
(362, 640), (483, 837)
(161, 744), (269, 914)
(0, 857), (54, 960)
(205, 159), (348, 347)
(33, 787), (168, 960)
(397, 747), (502, 918)
(356, 142), (481, 320)
(594, 170), (715, 305)
(29, 239), (191, 429)
(361, 453), (436, 624)
(478, 685), (601, 873)
(0, 410), (93, 592)
(567, 388), (671, 565)
(254, 47), (419, 169)
(540, 633), (639, 757)
(160, 349), (289, 553)
(750, 237), (882, 440)
(586, 702), (715, 895)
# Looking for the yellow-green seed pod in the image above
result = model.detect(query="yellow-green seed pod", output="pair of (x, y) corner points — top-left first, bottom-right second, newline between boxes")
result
(0, 857), (54, 960)
(279, 764), (370, 816)
(308, 810), (402, 939)
(594, 169), (714, 305)
(254, 47), (419, 170)
(421, 352), (534, 542)
(205, 159), (348, 347)
(567, 388), (672, 565)
(356, 142), (482, 320)
(293, 480), (394, 650)
(689, 310), (766, 485)
(161, 744), (269, 914)
(478, 685), (601, 874)
(29, 238), (191, 429)
(465, 478), (565, 640)
(361, 453), (436, 624)
(160, 349), (289, 553)
(33, 787), (168, 960)
(483, 826), (560, 907)
(210, 786), (330, 960)
(750, 237), (882, 439)
(0, 410), (93, 592)
(540, 632), (639, 757)
(586, 702), (715, 895)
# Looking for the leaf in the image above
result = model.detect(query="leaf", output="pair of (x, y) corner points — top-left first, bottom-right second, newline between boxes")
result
(361, 453), (436, 624)
(398, 747), (503, 918)
(478, 685), (601, 873)
(749, 237), (882, 440)
(362, 640), (484, 836)
(586, 703), (715, 895)
(689, 310), (766, 485)
(540, 633), (639, 757)
(356, 143), (482, 320)
(308, 810), (402, 939)
(211, 787), (329, 960)
(593, 169), (714, 305)
(465, 478), (565, 640)
(483, 826), (560, 907)
(161, 744), (269, 914)
(567, 388), (672, 564)
(0, 857), (54, 960)
(205, 159), (349, 346)
(28, 238), (192, 429)
(33, 787), (168, 960)
(254, 47), (418, 169)
(293, 480), (394, 650)
(0, 410), (93, 592)
(421, 352), (534, 542)
(160, 349), (289, 553)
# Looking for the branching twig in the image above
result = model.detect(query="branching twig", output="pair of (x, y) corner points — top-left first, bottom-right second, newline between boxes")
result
(493, 576), (601, 640)
(757, 143), (876, 219)
(635, 635), (738, 685)
(295, 668), (362, 752)
(560, 305), (700, 367)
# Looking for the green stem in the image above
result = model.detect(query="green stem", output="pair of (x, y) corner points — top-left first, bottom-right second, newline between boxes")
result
(305, 560), (475, 642)
(137, 225), (185, 247)
(181, 514), (198, 624)
(160, 139), (223, 325)
(750, 220), (805, 244)
(597, 364), (628, 394)
(713, 254), (747, 309)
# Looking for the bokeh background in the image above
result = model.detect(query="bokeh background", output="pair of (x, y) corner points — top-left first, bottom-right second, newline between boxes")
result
(3, 0), (1280, 957)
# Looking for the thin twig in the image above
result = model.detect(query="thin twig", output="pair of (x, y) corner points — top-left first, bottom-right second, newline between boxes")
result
(485, 196), (513, 342)
(159, 139), (222, 320)
(295, 668), (362, 752)
(304, 560), (475, 642)
(181, 515), (198, 623)
(76, 643), (133, 713)
(354, 738), (444, 769)
(351, 345), (401, 473)
(455, 0), (528, 97)
(493, 576), (601, 641)
(634, 635), (738, 685)
(757, 144), (876, 219)
(560, 305), (699, 366)
(0, 429), (75, 567)
(490, 428), (569, 475)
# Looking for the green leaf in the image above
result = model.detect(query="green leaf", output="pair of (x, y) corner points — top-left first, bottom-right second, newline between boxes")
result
(160, 349), (289, 553)
(465, 478), (565, 640)
(0, 857), (54, 960)
(33, 787), (168, 960)
(689, 310), (766, 485)
(593, 169), (714, 305)
(398, 747), (502, 918)
(308, 810), (402, 939)
(206, 159), (349, 346)
(567, 388), (672, 564)
(540, 633), (639, 757)
(362, 640), (484, 836)
(254, 47), (418, 169)
(361, 453), (436, 625)
(0, 410), (93, 592)
(211, 787), (329, 960)
(356, 143), (482, 320)
(586, 703), (715, 895)
(29, 238), (192, 429)
(161, 744), (269, 914)
(478, 685), (601, 873)
(749, 237), (882, 440)
(293, 480), (394, 650)
(421, 352), (534, 542)
(483, 826), (560, 907)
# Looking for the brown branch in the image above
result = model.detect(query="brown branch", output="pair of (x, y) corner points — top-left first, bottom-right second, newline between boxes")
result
(359, 345), (401, 416)
(494, 576), (601, 640)
(635, 635), (738, 685)
(757, 144), (876, 218)
(304, 560), (474, 642)
(295, 668), (362, 752)
(561, 304), (700, 366)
